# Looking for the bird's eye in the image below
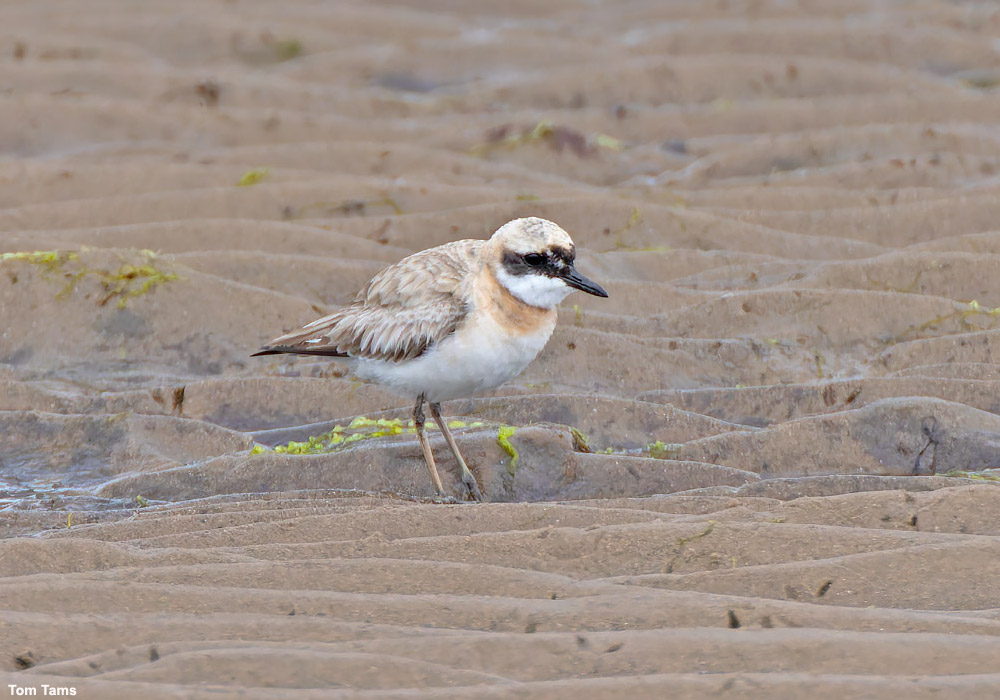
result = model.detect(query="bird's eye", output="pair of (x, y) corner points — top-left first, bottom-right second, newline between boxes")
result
(523, 253), (546, 266)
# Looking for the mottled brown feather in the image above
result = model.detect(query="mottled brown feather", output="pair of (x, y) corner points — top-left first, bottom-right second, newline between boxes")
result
(256, 240), (480, 362)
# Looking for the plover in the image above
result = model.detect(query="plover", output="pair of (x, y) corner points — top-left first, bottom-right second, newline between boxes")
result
(252, 217), (608, 500)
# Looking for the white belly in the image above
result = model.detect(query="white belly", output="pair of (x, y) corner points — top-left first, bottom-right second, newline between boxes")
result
(352, 312), (555, 402)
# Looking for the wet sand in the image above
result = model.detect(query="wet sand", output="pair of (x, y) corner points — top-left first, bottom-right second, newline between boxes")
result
(3, 0), (1000, 697)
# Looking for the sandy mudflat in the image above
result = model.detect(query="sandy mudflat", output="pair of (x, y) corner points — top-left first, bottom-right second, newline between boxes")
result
(3, 0), (1000, 697)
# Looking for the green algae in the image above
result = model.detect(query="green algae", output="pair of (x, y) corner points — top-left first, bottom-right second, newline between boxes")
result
(958, 73), (1000, 90)
(252, 416), (486, 456)
(273, 38), (303, 62)
(609, 207), (644, 250)
(252, 417), (694, 476)
(496, 425), (519, 475)
(813, 350), (826, 379)
(1, 249), (178, 309)
(895, 299), (1000, 343)
(2, 250), (85, 298)
(943, 469), (1000, 482)
(1, 250), (75, 272)
(98, 258), (179, 309)
(570, 426), (592, 453)
(676, 520), (716, 547)
(237, 167), (270, 186)
(647, 440), (682, 460)
(593, 133), (624, 150)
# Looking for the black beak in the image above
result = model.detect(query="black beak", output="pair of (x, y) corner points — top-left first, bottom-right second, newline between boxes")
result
(562, 266), (608, 297)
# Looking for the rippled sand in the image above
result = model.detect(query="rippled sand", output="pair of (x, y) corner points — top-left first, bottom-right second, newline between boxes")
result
(3, 0), (1000, 697)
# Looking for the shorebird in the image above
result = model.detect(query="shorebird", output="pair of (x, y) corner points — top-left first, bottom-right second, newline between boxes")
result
(252, 217), (608, 501)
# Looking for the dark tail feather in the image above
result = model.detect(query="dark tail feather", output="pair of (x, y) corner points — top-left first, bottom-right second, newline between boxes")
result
(251, 346), (348, 358)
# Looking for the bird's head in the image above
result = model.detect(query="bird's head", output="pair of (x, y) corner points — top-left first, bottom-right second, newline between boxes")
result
(488, 217), (608, 309)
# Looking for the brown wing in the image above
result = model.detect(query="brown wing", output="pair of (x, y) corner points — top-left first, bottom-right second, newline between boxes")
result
(253, 240), (480, 363)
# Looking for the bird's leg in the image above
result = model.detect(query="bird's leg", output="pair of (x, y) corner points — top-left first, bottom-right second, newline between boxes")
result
(413, 394), (445, 496)
(429, 402), (484, 502)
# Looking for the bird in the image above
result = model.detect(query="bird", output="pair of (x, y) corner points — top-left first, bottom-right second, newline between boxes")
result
(252, 217), (608, 501)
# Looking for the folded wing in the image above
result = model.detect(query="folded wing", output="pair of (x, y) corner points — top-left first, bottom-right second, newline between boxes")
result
(252, 240), (479, 363)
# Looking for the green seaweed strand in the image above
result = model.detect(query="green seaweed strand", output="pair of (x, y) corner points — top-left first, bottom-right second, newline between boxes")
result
(497, 425), (519, 475)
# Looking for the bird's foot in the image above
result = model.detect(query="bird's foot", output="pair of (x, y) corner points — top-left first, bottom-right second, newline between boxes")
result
(461, 468), (485, 502)
(430, 494), (464, 505)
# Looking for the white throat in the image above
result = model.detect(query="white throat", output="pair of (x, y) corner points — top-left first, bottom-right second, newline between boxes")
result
(495, 266), (573, 309)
